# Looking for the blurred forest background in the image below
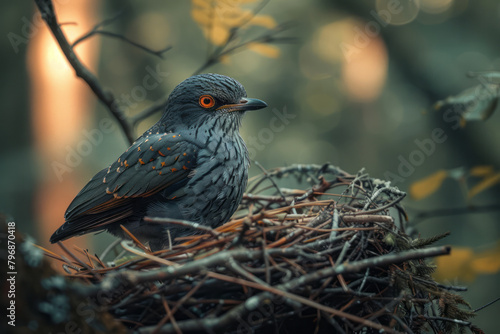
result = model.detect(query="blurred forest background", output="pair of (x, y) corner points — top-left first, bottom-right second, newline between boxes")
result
(2, 0), (500, 331)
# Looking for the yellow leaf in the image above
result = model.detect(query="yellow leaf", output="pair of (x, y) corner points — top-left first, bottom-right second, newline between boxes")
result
(469, 165), (495, 177)
(208, 24), (230, 46)
(409, 170), (448, 200)
(459, 118), (466, 128)
(468, 173), (500, 199)
(219, 54), (231, 64)
(192, 0), (211, 10)
(247, 42), (280, 58)
(434, 247), (475, 282)
(221, 0), (259, 5)
(471, 243), (500, 274)
(435, 244), (500, 282)
(191, 8), (213, 26)
(191, 0), (279, 48)
(218, 8), (251, 28)
(250, 15), (277, 29)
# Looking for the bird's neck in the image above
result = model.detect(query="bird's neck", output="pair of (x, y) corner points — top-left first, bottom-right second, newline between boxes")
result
(155, 112), (244, 139)
(209, 112), (243, 135)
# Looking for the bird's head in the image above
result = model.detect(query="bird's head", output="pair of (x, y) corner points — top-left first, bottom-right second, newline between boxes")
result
(161, 73), (267, 132)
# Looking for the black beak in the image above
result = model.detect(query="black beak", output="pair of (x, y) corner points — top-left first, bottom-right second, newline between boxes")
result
(217, 97), (267, 112)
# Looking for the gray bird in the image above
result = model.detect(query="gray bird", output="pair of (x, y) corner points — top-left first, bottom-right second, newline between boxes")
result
(50, 73), (267, 250)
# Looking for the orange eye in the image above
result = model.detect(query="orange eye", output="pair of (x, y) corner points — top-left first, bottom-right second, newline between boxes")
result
(199, 95), (215, 108)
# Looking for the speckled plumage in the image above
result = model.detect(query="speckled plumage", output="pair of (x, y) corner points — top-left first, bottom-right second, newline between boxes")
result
(50, 74), (267, 250)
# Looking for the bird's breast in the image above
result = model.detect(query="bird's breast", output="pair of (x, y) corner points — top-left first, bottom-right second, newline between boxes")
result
(178, 133), (249, 227)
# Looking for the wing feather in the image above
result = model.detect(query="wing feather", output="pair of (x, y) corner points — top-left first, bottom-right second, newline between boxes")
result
(50, 132), (198, 243)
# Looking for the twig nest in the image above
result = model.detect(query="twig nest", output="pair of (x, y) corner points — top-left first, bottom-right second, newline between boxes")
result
(45, 164), (480, 334)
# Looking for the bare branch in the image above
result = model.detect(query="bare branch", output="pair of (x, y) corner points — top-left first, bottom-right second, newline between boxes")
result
(130, 98), (168, 126)
(144, 216), (220, 238)
(73, 30), (171, 59)
(411, 203), (500, 225)
(34, 0), (136, 143)
(194, 23), (295, 75)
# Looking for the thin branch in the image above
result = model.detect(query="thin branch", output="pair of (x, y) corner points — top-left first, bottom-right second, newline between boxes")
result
(71, 11), (171, 58)
(71, 10), (123, 45)
(73, 30), (171, 59)
(423, 316), (471, 326)
(254, 161), (288, 202)
(353, 191), (406, 216)
(342, 214), (394, 224)
(410, 203), (500, 224)
(34, 0), (135, 143)
(238, 0), (271, 29)
(144, 216), (220, 238)
(194, 23), (295, 75)
(473, 295), (500, 313)
(130, 98), (168, 126)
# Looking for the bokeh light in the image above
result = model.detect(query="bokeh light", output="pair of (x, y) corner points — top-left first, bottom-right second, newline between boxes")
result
(420, 0), (454, 14)
(375, 0), (420, 26)
(342, 35), (388, 102)
(27, 0), (100, 251)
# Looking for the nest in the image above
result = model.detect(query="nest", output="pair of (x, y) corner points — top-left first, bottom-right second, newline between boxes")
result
(44, 164), (480, 334)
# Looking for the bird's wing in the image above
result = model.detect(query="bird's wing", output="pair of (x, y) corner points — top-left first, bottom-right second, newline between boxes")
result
(50, 132), (198, 242)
